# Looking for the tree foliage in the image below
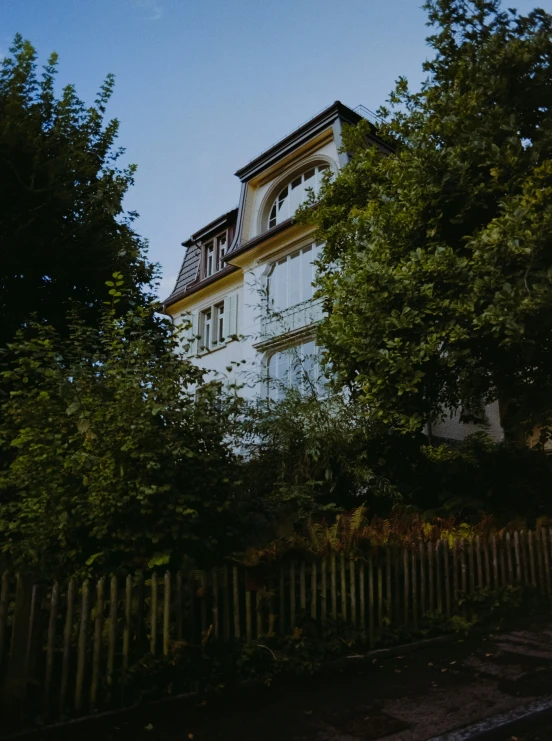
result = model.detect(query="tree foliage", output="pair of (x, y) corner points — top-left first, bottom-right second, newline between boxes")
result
(307, 0), (552, 441)
(0, 292), (240, 579)
(0, 35), (155, 348)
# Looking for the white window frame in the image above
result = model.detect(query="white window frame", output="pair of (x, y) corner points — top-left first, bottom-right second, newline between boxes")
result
(266, 242), (323, 313)
(203, 230), (228, 278)
(201, 308), (213, 351)
(266, 340), (325, 400)
(188, 293), (239, 356)
(268, 164), (330, 230)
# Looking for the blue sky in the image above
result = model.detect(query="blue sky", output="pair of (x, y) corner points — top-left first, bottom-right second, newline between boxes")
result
(1, 0), (544, 298)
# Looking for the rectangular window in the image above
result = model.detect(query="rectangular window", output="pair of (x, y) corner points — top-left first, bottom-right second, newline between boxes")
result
(267, 243), (322, 312)
(216, 301), (224, 342)
(196, 293), (239, 354)
(205, 242), (215, 277)
(267, 340), (325, 399)
(203, 231), (229, 278)
(201, 308), (212, 351)
(217, 234), (227, 269)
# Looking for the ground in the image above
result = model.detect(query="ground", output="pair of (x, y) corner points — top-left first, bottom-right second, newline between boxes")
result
(33, 615), (552, 741)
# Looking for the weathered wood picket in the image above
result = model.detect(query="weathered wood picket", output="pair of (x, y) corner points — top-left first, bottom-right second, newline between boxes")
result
(1, 528), (551, 731)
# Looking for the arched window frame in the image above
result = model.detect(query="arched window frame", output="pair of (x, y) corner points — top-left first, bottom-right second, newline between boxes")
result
(258, 157), (337, 235)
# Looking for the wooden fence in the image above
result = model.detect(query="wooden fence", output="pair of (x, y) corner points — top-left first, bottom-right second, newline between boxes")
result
(1, 528), (551, 731)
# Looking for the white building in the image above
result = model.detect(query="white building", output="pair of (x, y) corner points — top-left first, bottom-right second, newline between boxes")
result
(163, 101), (503, 441)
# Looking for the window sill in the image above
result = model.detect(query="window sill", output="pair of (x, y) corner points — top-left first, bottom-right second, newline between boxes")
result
(196, 337), (235, 357)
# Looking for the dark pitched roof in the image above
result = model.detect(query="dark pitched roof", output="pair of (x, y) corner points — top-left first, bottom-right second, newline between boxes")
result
(234, 101), (365, 182)
(163, 208), (238, 310)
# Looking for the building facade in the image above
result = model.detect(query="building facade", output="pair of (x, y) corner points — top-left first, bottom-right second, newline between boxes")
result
(163, 101), (504, 441)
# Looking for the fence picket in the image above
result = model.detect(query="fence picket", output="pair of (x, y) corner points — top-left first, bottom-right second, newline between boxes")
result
(403, 548), (409, 625)
(377, 562), (383, 629)
(176, 571), (183, 642)
(164, 571), (171, 654)
(468, 539), (475, 594)
(428, 542), (434, 613)
(359, 562), (365, 636)
(321, 558), (327, 622)
(311, 561), (318, 620)
(514, 531), (522, 583)
(59, 579), (75, 715)
(419, 543), (426, 616)
(443, 540), (451, 617)
(233, 566), (240, 639)
(460, 539), (467, 597)
(330, 554), (337, 621)
(211, 569), (219, 640)
(483, 540), (491, 589)
(300, 561), (306, 612)
(536, 529), (545, 592)
(368, 555), (375, 648)
(436, 540), (443, 614)
(290, 563), (296, 628)
(499, 534), (507, 586)
(491, 535), (499, 588)
(476, 536), (483, 588)
(528, 531), (537, 587)
(90, 578), (104, 710)
(123, 574), (132, 672)
(506, 532), (514, 584)
(75, 580), (90, 713)
(223, 566), (230, 641)
(106, 575), (117, 686)
(542, 529), (551, 595)
(411, 546), (418, 631)
(386, 549), (393, 621)
(279, 567), (285, 634)
(150, 573), (158, 655)
(340, 554), (347, 621)
(43, 581), (59, 717)
(245, 590), (252, 642)
(349, 559), (356, 626)
(452, 540), (459, 604)
(256, 591), (262, 638)
(200, 572), (208, 636)
(0, 570), (9, 672)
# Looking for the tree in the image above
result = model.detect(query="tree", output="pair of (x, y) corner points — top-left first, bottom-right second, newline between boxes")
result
(0, 35), (155, 349)
(0, 290), (240, 579)
(307, 0), (552, 443)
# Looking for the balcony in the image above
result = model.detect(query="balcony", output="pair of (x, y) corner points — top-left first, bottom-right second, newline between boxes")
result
(259, 297), (324, 343)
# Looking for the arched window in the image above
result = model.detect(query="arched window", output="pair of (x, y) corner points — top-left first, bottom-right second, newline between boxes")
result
(268, 164), (330, 230)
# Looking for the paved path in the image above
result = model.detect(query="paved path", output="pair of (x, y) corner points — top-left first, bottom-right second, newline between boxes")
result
(34, 616), (552, 741)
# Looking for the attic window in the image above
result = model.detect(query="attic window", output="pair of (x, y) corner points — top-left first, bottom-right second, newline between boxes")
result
(268, 164), (329, 230)
(203, 230), (228, 278)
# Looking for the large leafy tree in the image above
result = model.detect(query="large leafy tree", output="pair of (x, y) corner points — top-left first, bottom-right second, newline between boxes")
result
(0, 35), (155, 348)
(0, 291), (240, 579)
(309, 1), (552, 442)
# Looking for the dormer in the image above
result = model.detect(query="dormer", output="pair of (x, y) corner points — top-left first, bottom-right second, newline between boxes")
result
(163, 207), (238, 310)
(228, 101), (390, 260)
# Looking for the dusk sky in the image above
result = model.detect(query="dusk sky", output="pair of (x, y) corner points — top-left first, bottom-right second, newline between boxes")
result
(1, 0), (544, 299)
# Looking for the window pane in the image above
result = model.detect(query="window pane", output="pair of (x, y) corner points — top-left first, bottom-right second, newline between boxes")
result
(288, 250), (301, 306)
(301, 245), (313, 302)
(291, 177), (301, 190)
(303, 168), (315, 184)
(269, 204), (277, 229)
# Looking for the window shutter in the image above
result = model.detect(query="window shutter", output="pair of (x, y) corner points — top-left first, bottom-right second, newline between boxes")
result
(224, 293), (239, 339)
(186, 311), (199, 356)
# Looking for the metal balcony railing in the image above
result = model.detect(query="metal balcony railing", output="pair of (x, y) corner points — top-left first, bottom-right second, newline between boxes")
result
(260, 297), (324, 340)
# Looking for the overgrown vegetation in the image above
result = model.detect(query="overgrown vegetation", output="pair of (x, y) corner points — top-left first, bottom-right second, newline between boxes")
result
(0, 35), (156, 349)
(0, 293), (241, 580)
(303, 0), (552, 443)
